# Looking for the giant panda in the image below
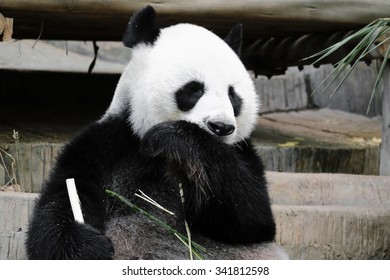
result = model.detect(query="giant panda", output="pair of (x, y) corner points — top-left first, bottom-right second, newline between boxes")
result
(26, 6), (287, 260)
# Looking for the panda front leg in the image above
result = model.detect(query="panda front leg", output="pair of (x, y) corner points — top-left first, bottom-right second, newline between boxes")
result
(26, 125), (115, 259)
(141, 121), (276, 244)
(26, 177), (114, 260)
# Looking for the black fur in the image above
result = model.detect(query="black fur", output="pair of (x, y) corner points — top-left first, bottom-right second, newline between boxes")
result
(175, 81), (205, 112)
(26, 115), (276, 259)
(26, 6), (276, 259)
(141, 121), (275, 243)
(123, 6), (160, 48)
(228, 86), (243, 116)
(224, 24), (243, 56)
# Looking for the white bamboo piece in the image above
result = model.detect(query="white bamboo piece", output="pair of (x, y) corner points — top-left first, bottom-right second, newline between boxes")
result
(66, 178), (84, 223)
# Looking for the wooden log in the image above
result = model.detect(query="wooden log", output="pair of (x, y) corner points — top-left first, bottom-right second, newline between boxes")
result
(1, 0), (390, 41)
(273, 205), (390, 259)
(380, 64), (390, 175)
(255, 72), (308, 113)
(268, 172), (390, 259)
(267, 172), (390, 207)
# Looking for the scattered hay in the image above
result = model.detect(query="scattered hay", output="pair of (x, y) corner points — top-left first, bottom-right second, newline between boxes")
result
(0, 184), (21, 192)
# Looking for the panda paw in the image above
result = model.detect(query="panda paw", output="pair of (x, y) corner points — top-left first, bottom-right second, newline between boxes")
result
(139, 122), (173, 157)
(140, 121), (206, 160)
(66, 222), (114, 260)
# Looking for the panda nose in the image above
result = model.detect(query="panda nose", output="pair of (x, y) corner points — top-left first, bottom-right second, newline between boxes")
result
(207, 121), (235, 136)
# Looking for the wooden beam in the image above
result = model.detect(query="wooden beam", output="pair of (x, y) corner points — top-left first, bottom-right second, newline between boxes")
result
(1, 0), (389, 41)
(380, 64), (390, 176)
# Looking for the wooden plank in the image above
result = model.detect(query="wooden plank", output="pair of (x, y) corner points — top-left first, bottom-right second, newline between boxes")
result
(306, 63), (383, 117)
(6, 143), (64, 193)
(267, 172), (390, 207)
(1, 0), (390, 41)
(380, 64), (390, 175)
(0, 192), (38, 260)
(255, 72), (308, 113)
(273, 205), (390, 259)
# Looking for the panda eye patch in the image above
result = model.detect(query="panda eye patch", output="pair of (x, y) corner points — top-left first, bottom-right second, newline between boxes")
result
(176, 81), (205, 112)
(228, 86), (242, 116)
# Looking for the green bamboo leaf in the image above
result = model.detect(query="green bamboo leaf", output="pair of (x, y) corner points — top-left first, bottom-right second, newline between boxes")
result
(310, 18), (390, 102)
(311, 65), (341, 95)
(329, 24), (386, 98)
(360, 34), (390, 58)
(175, 233), (204, 260)
(314, 24), (382, 94)
(303, 19), (381, 63)
(105, 189), (207, 255)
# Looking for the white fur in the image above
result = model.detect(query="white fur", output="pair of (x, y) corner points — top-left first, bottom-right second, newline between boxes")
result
(103, 23), (260, 144)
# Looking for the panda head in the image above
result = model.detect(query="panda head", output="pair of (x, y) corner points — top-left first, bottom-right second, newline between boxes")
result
(105, 6), (259, 145)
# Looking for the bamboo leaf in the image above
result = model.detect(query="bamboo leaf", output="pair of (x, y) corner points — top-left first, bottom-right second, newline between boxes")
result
(313, 22), (383, 94)
(175, 233), (204, 260)
(105, 189), (207, 256)
(306, 17), (390, 114)
(360, 34), (390, 58)
(329, 24), (386, 98)
(303, 19), (381, 63)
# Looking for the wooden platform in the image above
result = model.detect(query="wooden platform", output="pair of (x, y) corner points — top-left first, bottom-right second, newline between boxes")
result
(255, 109), (381, 174)
(2, 172), (389, 260)
(0, 192), (37, 260)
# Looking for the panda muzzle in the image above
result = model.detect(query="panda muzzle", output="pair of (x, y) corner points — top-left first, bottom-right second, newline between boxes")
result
(207, 121), (235, 136)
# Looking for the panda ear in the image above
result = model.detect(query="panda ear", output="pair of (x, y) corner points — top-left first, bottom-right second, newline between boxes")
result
(122, 6), (160, 48)
(224, 24), (243, 56)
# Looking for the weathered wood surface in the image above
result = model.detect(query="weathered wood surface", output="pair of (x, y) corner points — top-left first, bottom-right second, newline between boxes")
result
(258, 145), (380, 174)
(380, 65), (390, 175)
(0, 143), (64, 193)
(1, 0), (390, 41)
(268, 172), (390, 207)
(0, 40), (128, 73)
(258, 108), (381, 145)
(256, 72), (308, 114)
(2, 172), (389, 259)
(254, 108), (381, 174)
(305, 63), (383, 117)
(273, 205), (390, 259)
(0, 192), (38, 260)
(269, 171), (390, 260)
